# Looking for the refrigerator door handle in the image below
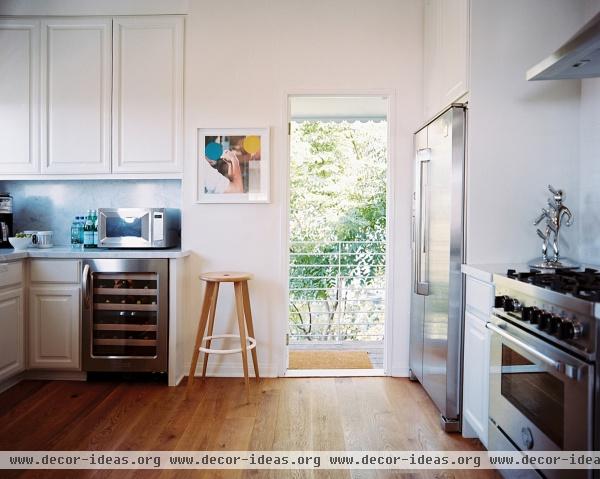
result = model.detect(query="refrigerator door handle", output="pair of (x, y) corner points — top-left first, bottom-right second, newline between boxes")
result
(415, 148), (431, 296)
(82, 263), (91, 309)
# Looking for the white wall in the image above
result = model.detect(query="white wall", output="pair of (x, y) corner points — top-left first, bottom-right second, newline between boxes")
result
(467, 0), (584, 265)
(181, 0), (424, 377)
(578, 0), (600, 265)
(0, 0), (424, 378)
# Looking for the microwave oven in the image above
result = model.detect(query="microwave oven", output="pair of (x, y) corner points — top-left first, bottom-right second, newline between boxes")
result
(97, 208), (180, 249)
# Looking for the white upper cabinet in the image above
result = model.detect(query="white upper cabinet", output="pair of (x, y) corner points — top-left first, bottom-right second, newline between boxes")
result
(112, 16), (184, 174)
(0, 15), (184, 178)
(424, 0), (470, 120)
(41, 18), (112, 174)
(0, 19), (40, 174)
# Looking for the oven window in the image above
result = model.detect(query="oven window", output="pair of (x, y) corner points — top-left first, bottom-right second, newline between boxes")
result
(106, 217), (142, 238)
(501, 344), (564, 448)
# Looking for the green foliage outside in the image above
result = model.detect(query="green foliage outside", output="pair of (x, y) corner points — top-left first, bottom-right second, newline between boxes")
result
(289, 120), (387, 342)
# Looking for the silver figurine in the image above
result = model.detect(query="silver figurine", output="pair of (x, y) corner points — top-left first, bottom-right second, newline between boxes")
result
(529, 185), (579, 269)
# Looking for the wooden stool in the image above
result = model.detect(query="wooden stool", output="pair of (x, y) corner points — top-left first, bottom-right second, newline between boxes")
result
(187, 272), (259, 401)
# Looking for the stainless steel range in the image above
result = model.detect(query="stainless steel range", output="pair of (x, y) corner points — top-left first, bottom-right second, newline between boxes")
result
(489, 268), (600, 479)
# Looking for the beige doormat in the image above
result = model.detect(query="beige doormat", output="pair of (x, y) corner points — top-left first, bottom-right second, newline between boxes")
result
(288, 351), (373, 369)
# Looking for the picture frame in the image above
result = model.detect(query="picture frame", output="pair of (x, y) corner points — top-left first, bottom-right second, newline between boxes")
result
(196, 127), (270, 204)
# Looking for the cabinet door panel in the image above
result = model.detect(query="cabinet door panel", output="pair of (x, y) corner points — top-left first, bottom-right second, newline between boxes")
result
(0, 19), (40, 174)
(423, 0), (469, 119)
(112, 16), (183, 173)
(29, 285), (80, 369)
(463, 311), (489, 446)
(440, 0), (469, 106)
(0, 288), (25, 381)
(41, 18), (111, 174)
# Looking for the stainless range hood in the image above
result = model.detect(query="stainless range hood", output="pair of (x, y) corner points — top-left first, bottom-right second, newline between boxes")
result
(527, 11), (600, 80)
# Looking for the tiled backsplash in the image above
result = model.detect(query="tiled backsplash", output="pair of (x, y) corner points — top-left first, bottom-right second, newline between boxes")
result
(0, 180), (181, 246)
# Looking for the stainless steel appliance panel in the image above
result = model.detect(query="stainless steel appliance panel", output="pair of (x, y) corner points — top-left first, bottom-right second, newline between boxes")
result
(422, 109), (453, 414)
(409, 105), (466, 427)
(82, 258), (169, 372)
(488, 315), (593, 479)
(409, 127), (428, 383)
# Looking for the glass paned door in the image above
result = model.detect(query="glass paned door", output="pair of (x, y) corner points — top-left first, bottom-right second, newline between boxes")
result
(92, 273), (159, 358)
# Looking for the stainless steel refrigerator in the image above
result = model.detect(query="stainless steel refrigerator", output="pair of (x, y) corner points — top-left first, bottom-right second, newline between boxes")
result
(409, 104), (466, 432)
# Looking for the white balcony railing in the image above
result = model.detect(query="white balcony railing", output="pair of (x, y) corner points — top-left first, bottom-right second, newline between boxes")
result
(288, 240), (386, 343)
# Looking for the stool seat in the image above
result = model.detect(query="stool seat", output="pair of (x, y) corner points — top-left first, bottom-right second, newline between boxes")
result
(199, 271), (253, 282)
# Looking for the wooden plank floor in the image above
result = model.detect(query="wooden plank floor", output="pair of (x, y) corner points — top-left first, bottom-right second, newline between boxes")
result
(0, 378), (499, 479)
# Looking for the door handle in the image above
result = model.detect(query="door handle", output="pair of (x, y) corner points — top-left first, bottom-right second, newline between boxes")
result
(82, 264), (91, 308)
(487, 322), (580, 380)
(414, 150), (430, 296)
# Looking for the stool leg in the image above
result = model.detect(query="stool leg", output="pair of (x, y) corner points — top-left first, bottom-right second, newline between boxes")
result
(234, 281), (250, 402)
(187, 281), (216, 390)
(201, 282), (220, 379)
(241, 280), (260, 379)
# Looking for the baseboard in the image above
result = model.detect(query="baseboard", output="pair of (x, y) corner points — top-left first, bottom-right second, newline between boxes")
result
(25, 370), (87, 381)
(390, 367), (410, 377)
(188, 362), (278, 378)
(0, 370), (87, 392)
(0, 372), (26, 394)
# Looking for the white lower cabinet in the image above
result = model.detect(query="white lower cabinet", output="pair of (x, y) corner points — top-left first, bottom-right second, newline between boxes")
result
(0, 287), (25, 381)
(29, 285), (80, 370)
(463, 310), (490, 446)
(462, 273), (494, 447)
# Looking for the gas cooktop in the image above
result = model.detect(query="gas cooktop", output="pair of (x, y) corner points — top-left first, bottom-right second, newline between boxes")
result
(506, 267), (600, 302)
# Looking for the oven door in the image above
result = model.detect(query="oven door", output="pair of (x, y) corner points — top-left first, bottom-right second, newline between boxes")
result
(488, 314), (593, 457)
(98, 208), (152, 248)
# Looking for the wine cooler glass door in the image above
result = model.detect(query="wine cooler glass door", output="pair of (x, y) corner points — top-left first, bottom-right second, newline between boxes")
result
(92, 273), (159, 358)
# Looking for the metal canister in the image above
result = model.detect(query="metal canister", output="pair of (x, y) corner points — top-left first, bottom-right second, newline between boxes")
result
(0, 193), (13, 214)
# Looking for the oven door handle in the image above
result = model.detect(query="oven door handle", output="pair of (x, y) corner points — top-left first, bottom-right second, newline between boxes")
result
(487, 322), (580, 379)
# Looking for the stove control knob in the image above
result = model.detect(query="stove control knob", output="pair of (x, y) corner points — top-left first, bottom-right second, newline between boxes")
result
(530, 308), (542, 324)
(522, 306), (537, 322)
(495, 295), (508, 308)
(509, 298), (522, 312)
(549, 316), (563, 334)
(503, 297), (517, 312)
(538, 312), (552, 331)
(559, 320), (583, 340)
(521, 427), (534, 450)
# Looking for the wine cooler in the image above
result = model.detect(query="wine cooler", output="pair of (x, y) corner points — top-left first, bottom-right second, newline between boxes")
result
(82, 259), (168, 372)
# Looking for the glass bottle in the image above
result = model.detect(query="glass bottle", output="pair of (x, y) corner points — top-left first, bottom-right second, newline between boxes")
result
(83, 211), (94, 248)
(70, 217), (80, 247)
(91, 209), (98, 247)
(78, 216), (85, 245)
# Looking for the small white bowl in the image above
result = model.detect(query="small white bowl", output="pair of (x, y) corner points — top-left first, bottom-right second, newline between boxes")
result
(8, 237), (31, 250)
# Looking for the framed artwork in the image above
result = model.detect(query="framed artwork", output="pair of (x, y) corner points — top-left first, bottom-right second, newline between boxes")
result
(196, 128), (270, 203)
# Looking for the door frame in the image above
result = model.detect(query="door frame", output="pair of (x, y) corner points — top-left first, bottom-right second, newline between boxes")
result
(279, 89), (398, 376)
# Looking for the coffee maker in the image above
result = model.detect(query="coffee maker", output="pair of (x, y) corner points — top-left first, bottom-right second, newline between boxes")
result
(0, 193), (13, 247)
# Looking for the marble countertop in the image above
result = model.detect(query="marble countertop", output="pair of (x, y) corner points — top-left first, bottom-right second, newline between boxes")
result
(0, 246), (190, 262)
(461, 263), (530, 283)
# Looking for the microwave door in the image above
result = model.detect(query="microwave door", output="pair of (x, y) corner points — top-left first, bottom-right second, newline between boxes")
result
(99, 209), (152, 248)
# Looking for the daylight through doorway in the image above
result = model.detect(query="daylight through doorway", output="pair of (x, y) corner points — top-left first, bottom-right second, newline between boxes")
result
(287, 95), (388, 374)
